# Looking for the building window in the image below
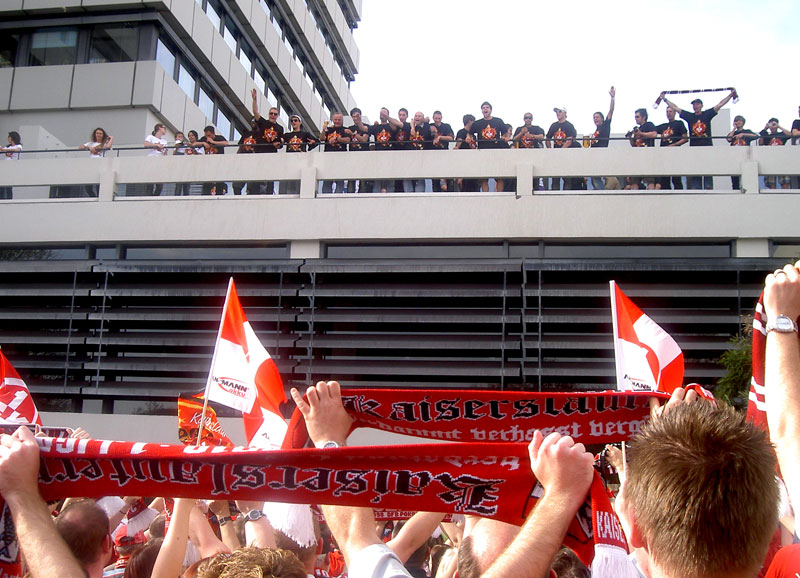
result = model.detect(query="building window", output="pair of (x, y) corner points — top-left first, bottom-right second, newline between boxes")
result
(0, 33), (19, 68)
(89, 23), (139, 64)
(232, 127), (241, 143)
(178, 62), (196, 99)
(238, 45), (252, 75)
(198, 85), (214, 120)
(205, 1), (221, 31)
(29, 27), (78, 66)
(223, 21), (237, 52)
(216, 108), (231, 139)
(156, 38), (175, 76)
(254, 67), (266, 93)
(271, 16), (282, 37)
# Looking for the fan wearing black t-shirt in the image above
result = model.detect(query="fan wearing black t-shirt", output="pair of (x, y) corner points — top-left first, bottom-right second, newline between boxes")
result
(759, 118), (791, 189)
(726, 115), (757, 190)
(546, 107), (582, 190)
(283, 114), (319, 194)
(589, 86), (616, 190)
(368, 107), (403, 193)
(514, 113), (546, 150)
(320, 112), (351, 194)
(347, 107), (370, 193)
(662, 89), (736, 190)
(455, 114), (478, 193)
(655, 106), (688, 190)
(627, 108), (659, 190)
(431, 110), (455, 192)
(199, 125), (228, 195)
(471, 102), (506, 192)
(408, 111), (433, 192)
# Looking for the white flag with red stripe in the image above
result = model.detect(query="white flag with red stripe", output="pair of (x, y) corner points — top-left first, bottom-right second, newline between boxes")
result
(204, 279), (287, 449)
(610, 281), (684, 393)
(0, 349), (41, 425)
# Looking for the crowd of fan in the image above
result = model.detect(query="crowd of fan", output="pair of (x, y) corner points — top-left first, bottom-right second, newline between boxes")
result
(2, 88), (799, 197)
(1, 262), (800, 578)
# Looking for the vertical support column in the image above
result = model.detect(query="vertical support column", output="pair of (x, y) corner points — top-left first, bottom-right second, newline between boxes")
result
(98, 166), (117, 201)
(516, 163), (534, 196)
(300, 167), (317, 198)
(741, 160), (759, 195)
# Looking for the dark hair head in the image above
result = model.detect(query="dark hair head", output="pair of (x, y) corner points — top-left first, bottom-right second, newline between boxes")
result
(123, 539), (162, 578)
(433, 110), (443, 117)
(768, 117), (779, 124)
(549, 547), (590, 578)
(92, 127), (108, 143)
(456, 536), (481, 578)
(635, 108), (648, 120)
(7, 131), (20, 145)
(734, 115), (745, 123)
(204, 125), (215, 134)
(625, 402), (778, 578)
(188, 130), (199, 139)
(349, 107), (361, 116)
(481, 101), (492, 110)
(148, 513), (166, 540)
(593, 111), (604, 121)
(399, 107), (408, 115)
(463, 114), (476, 125)
(55, 500), (110, 568)
(152, 123), (166, 136)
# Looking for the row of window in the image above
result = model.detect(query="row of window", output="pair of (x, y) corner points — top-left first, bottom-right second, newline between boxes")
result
(193, 0), (339, 122)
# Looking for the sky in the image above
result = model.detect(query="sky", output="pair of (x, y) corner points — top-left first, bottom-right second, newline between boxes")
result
(351, 0), (799, 135)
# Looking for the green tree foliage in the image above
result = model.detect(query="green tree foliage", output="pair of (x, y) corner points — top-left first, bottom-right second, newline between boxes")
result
(715, 315), (752, 409)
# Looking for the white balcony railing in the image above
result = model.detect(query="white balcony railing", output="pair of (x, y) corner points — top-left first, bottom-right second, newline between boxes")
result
(1, 146), (798, 250)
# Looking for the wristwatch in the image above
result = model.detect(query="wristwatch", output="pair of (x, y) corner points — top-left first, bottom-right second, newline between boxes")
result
(217, 516), (232, 526)
(244, 510), (265, 522)
(765, 315), (799, 335)
(316, 440), (343, 449)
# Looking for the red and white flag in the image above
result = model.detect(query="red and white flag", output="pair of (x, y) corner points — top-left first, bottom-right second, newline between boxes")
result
(610, 281), (684, 393)
(0, 349), (41, 425)
(204, 279), (287, 449)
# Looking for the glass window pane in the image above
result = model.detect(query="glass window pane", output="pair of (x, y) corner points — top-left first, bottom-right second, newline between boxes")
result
(223, 22), (237, 52)
(198, 85), (214, 119)
(279, 108), (288, 127)
(238, 46), (251, 74)
(178, 63), (196, 99)
(30, 27), (78, 66)
(271, 16), (282, 37)
(156, 38), (175, 77)
(283, 36), (293, 57)
(205, 1), (221, 31)
(216, 108), (231, 140)
(266, 86), (277, 108)
(0, 33), (19, 68)
(89, 23), (139, 64)
(254, 68), (266, 93)
(232, 127), (241, 143)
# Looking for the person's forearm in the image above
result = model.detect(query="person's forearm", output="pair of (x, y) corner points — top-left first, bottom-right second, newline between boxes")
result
(244, 516), (276, 548)
(151, 498), (192, 578)
(388, 512), (445, 563)
(189, 506), (228, 557)
(6, 491), (86, 578)
(321, 505), (380, 567)
(219, 520), (241, 551)
(766, 332), (800, 510)
(481, 492), (580, 578)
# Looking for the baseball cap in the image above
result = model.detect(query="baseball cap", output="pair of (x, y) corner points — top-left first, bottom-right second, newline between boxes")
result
(553, 106), (568, 113)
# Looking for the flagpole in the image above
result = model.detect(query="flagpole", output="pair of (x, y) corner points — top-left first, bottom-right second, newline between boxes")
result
(197, 277), (234, 446)
(609, 281), (624, 391)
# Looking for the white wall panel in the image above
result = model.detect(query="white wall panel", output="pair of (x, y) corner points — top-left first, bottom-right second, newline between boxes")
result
(10, 65), (73, 111)
(71, 63), (136, 109)
(132, 61), (164, 109)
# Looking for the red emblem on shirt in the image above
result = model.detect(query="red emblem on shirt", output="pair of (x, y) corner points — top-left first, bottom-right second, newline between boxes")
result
(692, 120), (707, 137)
(243, 136), (256, 152)
(554, 128), (566, 146)
(662, 126), (674, 139)
(770, 137), (784, 146)
(264, 126), (278, 142)
(481, 125), (497, 140)
(327, 130), (339, 144)
(411, 129), (424, 149)
(289, 135), (303, 152)
(377, 130), (390, 143)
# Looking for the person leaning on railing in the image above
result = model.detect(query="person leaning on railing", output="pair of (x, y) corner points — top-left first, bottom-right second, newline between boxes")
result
(0, 131), (22, 199)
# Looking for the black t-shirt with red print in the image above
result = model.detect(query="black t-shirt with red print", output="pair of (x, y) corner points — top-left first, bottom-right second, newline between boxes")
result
(369, 123), (397, 151)
(431, 122), (454, 149)
(632, 121), (657, 147)
(409, 123), (433, 150)
(728, 128), (757, 147)
(322, 126), (348, 152)
(679, 109), (717, 146)
(253, 117), (283, 153)
(199, 134), (227, 154)
(284, 130), (319, 153)
(760, 130), (788, 146)
(589, 119), (611, 148)
(546, 121), (579, 149)
(514, 125), (545, 149)
(471, 117), (505, 149)
(395, 122), (412, 150)
(656, 120), (688, 147)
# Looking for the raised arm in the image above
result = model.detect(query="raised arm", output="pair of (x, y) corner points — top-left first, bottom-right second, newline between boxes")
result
(713, 89), (736, 113)
(252, 88), (262, 121)
(764, 261), (800, 512)
(607, 86), (616, 122)
(387, 512), (446, 564)
(150, 498), (193, 578)
(0, 427), (86, 578)
(662, 94), (683, 114)
(480, 430), (594, 578)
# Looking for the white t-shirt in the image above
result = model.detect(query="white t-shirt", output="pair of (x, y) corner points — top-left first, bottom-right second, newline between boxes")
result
(348, 544), (411, 578)
(145, 134), (168, 156)
(83, 141), (106, 158)
(3, 144), (21, 160)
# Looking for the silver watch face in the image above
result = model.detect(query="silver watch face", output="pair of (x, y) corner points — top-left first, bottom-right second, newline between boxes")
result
(775, 315), (795, 332)
(322, 441), (339, 449)
(246, 510), (263, 521)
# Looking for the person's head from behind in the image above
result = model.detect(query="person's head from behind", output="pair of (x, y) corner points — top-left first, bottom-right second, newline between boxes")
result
(204, 125), (216, 139)
(456, 519), (519, 578)
(55, 500), (112, 571)
(622, 401), (778, 578)
(463, 114), (475, 129)
(198, 547), (306, 578)
(549, 547), (589, 578)
(7, 131), (21, 145)
(123, 539), (162, 578)
(273, 516), (321, 573)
